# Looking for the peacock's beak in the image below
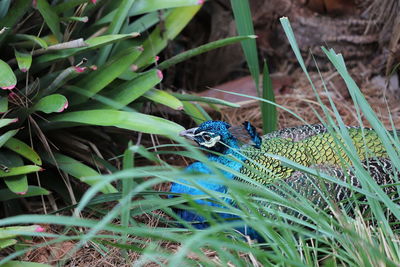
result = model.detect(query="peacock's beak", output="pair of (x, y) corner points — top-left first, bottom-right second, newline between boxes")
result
(179, 127), (198, 141)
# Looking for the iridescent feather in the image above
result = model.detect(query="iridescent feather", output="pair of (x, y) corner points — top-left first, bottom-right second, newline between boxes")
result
(170, 121), (399, 239)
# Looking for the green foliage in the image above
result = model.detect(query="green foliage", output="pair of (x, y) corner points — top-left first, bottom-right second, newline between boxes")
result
(0, 0), (252, 259)
(2, 2), (397, 266)
(1, 16), (396, 267)
(1, 261), (51, 267)
(14, 49), (32, 72)
(32, 94), (68, 114)
(0, 59), (16, 89)
(230, 0), (277, 134)
(0, 225), (45, 252)
(0, 0), (209, 198)
(230, 0), (259, 94)
(261, 60), (277, 133)
(157, 35), (257, 70)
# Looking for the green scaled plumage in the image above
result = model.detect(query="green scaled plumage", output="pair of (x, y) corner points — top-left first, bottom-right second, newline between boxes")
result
(240, 124), (391, 184)
(172, 121), (399, 238)
(236, 124), (399, 219)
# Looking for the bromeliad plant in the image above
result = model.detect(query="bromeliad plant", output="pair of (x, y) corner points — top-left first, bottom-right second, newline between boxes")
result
(0, 0), (255, 229)
(0, 0), (253, 220)
(0, 3), (260, 261)
(0, 0), (201, 205)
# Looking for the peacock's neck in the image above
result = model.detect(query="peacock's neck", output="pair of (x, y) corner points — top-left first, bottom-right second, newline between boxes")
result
(206, 142), (246, 180)
(170, 136), (247, 228)
(170, 139), (246, 196)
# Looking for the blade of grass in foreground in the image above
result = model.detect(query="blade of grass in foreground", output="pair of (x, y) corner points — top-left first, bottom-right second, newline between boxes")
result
(121, 142), (134, 260)
(280, 17), (400, 253)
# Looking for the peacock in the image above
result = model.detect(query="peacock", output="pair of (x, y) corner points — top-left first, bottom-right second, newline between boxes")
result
(169, 121), (399, 239)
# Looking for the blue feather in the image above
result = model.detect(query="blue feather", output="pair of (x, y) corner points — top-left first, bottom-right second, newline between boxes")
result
(170, 121), (263, 240)
(170, 120), (398, 241)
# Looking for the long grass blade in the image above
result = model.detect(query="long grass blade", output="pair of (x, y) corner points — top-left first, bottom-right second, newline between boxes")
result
(230, 0), (260, 95)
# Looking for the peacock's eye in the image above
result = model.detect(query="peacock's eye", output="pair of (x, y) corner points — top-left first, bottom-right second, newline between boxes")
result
(202, 133), (211, 141)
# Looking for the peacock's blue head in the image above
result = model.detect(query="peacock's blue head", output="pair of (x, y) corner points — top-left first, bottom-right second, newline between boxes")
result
(179, 120), (262, 153)
(179, 121), (235, 153)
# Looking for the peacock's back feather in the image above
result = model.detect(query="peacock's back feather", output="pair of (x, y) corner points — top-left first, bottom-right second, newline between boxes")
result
(240, 125), (390, 184)
(170, 121), (399, 239)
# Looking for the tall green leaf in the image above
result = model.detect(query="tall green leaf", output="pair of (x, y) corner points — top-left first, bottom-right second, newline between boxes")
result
(143, 88), (183, 110)
(121, 142), (135, 231)
(121, 5), (202, 79)
(36, 33), (139, 64)
(230, 0), (260, 95)
(95, 0), (202, 25)
(4, 138), (42, 165)
(261, 60), (276, 133)
(44, 153), (117, 194)
(71, 46), (142, 105)
(158, 35), (257, 70)
(50, 109), (185, 136)
(96, 0), (137, 65)
(98, 69), (163, 109)
(36, 0), (61, 41)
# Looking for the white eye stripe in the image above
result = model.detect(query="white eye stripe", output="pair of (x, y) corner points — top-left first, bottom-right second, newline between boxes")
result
(200, 135), (221, 147)
(194, 131), (214, 137)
